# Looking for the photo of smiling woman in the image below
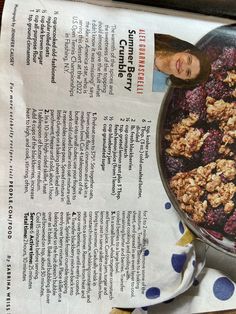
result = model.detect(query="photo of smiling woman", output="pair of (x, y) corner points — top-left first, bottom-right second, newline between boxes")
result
(153, 34), (211, 91)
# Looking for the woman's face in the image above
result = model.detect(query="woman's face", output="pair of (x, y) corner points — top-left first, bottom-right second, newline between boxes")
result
(169, 51), (200, 80)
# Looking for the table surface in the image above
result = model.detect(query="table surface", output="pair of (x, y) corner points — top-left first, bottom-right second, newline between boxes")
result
(0, 0), (235, 313)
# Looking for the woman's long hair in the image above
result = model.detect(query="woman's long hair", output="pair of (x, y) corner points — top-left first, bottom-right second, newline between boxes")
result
(154, 34), (211, 88)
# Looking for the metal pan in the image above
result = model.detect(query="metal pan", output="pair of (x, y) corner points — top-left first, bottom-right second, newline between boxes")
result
(157, 24), (236, 256)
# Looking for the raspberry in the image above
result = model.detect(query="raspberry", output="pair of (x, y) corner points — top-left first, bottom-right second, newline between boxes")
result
(201, 130), (222, 165)
(224, 211), (236, 236)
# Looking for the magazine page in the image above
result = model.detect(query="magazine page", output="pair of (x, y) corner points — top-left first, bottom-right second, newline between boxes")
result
(0, 0), (235, 313)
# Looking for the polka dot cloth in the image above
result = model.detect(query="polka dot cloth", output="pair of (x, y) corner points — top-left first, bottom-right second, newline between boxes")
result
(146, 287), (161, 299)
(165, 202), (171, 209)
(213, 277), (235, 301)
(179, 221), (185, 234)
(171, 253), (187, 273)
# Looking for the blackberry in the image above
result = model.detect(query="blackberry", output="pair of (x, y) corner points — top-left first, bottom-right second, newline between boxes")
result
(201, 129), (222, 165)
(205, 78), (232, 100)
(212, 69), (228, 81)
(220, 174), (229, 183)
(205, 229), (223, 240)
(205, 207), (227, 228)
(165, 155), (184, 177)
(224, 211), (236, 236)
(165, 110), (188, 129)
(229, 143), (236, 155)
(221, 47), (236, 68)
(211, 59), (224, 73)
(211, 47), (236, 72)
(184, 85), (207, 119)
(170, 89), (187, 111)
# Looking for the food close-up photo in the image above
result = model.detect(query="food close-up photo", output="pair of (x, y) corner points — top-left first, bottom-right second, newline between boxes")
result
(159, 24), (236, 255)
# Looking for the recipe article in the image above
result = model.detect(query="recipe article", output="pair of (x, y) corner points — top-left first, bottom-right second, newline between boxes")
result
(0, 0), (231, 313)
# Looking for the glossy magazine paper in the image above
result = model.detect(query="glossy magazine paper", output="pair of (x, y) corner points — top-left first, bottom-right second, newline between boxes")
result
(0, 0), (235, 313)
